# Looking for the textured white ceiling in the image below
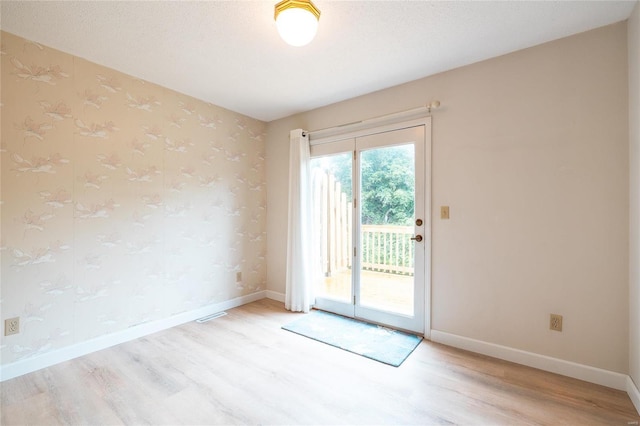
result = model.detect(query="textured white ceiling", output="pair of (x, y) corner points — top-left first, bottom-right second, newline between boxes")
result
(1, 1), (636, 122)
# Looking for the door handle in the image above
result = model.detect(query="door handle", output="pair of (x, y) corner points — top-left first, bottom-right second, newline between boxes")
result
(411, 235), (423, 242)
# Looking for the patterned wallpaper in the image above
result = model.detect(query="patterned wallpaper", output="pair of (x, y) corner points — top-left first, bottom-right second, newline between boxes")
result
(0, 31), (267, 365)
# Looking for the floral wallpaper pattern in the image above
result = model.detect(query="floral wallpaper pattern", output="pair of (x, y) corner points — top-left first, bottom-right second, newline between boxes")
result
(0, 31), (267, 365)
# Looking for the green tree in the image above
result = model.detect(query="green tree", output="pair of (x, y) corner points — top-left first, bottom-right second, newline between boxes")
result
(360, 144), (414, 225)
(311, 144), (414, 226)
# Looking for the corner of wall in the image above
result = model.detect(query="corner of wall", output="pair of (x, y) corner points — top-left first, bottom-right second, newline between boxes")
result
(628, 376), (640, 416)
(629, 0), (640, 395)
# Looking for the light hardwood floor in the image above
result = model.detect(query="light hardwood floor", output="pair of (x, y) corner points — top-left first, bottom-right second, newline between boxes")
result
(2, 298), (639, 425)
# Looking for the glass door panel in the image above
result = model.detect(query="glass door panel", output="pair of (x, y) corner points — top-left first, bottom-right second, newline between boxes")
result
(354, 126), (425, 333)
(310, 151), (354, 315)
(359, 144), (415, 316)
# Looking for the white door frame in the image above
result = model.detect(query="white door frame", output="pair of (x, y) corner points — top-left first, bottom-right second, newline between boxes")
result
(310, 117), (432, 338)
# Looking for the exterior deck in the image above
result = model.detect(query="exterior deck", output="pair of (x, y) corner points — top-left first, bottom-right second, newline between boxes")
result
(318, 269), (413, 315)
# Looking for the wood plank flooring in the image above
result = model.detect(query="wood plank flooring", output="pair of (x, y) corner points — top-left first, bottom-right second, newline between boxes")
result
(2, 298), (639, 425)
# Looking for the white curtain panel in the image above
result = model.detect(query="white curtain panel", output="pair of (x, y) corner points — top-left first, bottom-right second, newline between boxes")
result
(285, 129), (313, 312)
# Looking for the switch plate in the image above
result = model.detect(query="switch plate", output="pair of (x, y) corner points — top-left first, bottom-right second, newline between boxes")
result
(441, 206), (450, 219)
(236, 271), (242, 282)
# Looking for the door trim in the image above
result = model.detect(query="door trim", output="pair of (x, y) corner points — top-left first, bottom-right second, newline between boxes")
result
(310, 117), (433, 147)
(423, 117), (432, 340)
(309, 108), (433, 145)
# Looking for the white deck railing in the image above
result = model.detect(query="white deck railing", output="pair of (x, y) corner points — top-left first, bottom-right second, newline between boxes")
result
(312, 169), (415, 278)
(361, 225), (414, 275)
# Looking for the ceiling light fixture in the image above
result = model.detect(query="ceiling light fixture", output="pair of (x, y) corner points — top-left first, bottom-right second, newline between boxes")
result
(274, 0), (321, 47)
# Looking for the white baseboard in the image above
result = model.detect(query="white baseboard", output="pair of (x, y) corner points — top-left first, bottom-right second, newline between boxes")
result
(430, 330), (628, 391)
(628, 376), (640, 416)
(0, 291), (266, 382)
(265, 290), (285, 302)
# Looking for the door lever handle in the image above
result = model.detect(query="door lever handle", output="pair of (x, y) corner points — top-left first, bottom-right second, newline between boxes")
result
(411, 235), (423, 242)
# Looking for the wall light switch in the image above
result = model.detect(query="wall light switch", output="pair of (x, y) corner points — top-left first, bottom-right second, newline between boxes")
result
(441, 206), (450, 219)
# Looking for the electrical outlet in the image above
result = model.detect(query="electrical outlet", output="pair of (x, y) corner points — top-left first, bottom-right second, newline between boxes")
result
(236, 271), (242, 282)
(550, 314), (563, 332)
(4, 317), (20, 336)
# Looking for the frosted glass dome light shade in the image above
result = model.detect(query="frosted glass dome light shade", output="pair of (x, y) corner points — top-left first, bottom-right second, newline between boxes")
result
(274, 0), (320, 47)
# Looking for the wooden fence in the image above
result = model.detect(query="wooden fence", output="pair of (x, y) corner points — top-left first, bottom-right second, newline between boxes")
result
(311, 169), (353, 277)
(311, 169), (414, 278)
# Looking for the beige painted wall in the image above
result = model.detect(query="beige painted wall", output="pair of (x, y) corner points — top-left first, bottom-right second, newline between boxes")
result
(629, 1), (640, 387)
(266, 22), (629, 373)
(0, 31), (267, 366)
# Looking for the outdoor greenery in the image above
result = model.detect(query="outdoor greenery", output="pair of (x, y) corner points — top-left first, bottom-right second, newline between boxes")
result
(361, 145), (414, 226)
(310, 144), (416, 274)
(312, 144), (415, 226)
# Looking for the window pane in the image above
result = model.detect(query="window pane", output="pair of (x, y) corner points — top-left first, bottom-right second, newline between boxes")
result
(359, 144), (414, 315)
(310, 153), (353, 303)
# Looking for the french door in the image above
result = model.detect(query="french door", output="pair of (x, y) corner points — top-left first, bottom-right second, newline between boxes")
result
(310, 124), (428, 333)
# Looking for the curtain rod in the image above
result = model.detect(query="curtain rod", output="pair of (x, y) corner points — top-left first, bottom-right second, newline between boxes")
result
(306, 100), (440, 139)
